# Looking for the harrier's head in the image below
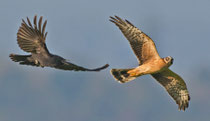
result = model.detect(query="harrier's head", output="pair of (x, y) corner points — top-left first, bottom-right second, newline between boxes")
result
(163, 56), (174, 67)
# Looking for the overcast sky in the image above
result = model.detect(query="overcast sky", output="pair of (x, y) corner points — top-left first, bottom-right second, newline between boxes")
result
(0, 0), (210, 121)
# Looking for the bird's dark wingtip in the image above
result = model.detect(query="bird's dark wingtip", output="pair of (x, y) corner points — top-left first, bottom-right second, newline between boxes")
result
(104, 64), (109, 68)
(99, 63), (109, 70)
(90, 63), (109, 71)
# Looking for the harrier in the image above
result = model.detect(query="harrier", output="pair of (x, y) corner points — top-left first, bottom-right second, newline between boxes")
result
(9, 15), (109, 71)
(110, 16), (190, 111)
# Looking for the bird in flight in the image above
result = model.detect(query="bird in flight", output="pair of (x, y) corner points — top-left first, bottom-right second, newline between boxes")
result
(10, 15), (109, 71)
(110, 16), (190, 111)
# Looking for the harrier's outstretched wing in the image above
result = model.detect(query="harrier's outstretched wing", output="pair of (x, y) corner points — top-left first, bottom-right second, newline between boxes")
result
(152, 69), (190, 111)
(110, 16), (161, 65)
(17, 15), (49, 54)
(55, 60), (109, 71)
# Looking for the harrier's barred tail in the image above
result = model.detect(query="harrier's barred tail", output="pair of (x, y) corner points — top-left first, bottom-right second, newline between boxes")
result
(110, 69), (136, 83)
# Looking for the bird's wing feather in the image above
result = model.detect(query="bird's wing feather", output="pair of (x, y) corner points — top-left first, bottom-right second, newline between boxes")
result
(17, 15), (49, 54)
(151, 69), (190, 111)
(110, 16), (161, 65)
(55, 60), (109, 71)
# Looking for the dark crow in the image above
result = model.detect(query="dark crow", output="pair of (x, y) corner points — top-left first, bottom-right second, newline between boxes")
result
(10, 15), (109, 71)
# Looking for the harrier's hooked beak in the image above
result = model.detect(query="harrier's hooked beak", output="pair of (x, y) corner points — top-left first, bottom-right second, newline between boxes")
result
(168, 56), (174, 65)
(171, 58), (174, 64)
